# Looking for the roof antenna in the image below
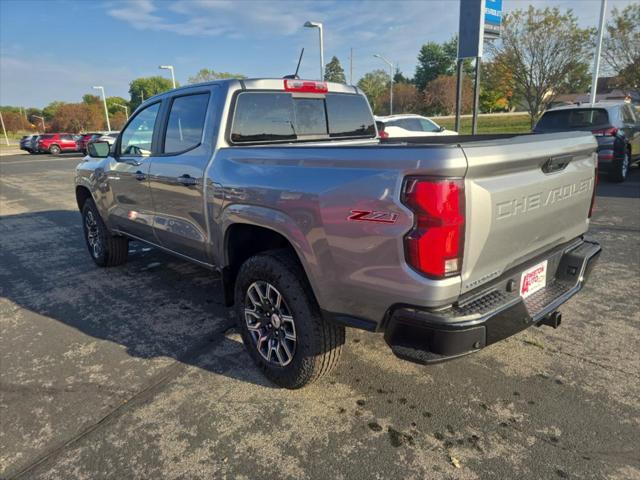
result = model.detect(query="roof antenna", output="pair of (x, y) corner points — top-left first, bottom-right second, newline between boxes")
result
(284, 48), (304, 79)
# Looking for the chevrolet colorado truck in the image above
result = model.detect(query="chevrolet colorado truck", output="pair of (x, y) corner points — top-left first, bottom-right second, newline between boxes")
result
(75, 78), (601, 388)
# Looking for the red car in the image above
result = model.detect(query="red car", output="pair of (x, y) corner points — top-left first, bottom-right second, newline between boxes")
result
(76, 133), (103, 154)
(37, 133), (80, 155)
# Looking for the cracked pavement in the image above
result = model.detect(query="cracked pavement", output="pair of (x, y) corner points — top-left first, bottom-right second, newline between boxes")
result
(1, 152), (639, 479)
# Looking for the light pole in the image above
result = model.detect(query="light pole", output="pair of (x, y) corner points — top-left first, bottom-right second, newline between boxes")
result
(113, 103), (129, 120)
(0, 112), (9, 145)
(159, 65), (176, 88)
(374, 54), (394, 115)
(304, 21), (324, 80)
(33, 115), (46, 133)
(590, 0), (607, 104)
(93, 86), (111, 132)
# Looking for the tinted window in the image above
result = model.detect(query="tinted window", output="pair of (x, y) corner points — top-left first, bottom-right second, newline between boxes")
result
(419, 118), (440, 132)
(231, 92), (374, 143)
(231, 93), (295, 143)
(119, 102), (160, 156)
(293, 98), (327, 136)
(41, 134), (54, 139)
(325, 94), (375, 138)
(164, 93), (210, 153)
(535, 108), (610, 131)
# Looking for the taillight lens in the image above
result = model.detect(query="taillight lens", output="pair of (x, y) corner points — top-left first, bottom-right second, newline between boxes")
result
(592, 127), (618, 136)
(379, 130), (389, 139)
(284, 79), (328, 93)
(402, 177), (465, 278)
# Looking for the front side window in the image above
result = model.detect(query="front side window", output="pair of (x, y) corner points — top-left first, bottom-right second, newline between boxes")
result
(419, 118), (440, 132)
(119, 102), (160, 156)
(164, 93), (210, 154)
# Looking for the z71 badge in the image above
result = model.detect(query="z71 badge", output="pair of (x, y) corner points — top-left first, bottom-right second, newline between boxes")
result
(347, 210), (399, 224)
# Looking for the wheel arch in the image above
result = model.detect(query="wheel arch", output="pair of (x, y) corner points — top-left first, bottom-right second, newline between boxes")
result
(221, 218), (321, 308)
(75, 185), (93, 212)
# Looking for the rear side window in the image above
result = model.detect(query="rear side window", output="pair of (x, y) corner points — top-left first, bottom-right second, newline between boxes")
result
(536, 108), (610, 131)
(231, 92), (374, 143)
(164, 93), (210, 154)
(622, 105), (637, 124)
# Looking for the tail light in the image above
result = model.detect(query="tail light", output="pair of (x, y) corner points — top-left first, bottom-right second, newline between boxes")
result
(589, 163), (598, 219)
(592, 127), (618, 136)
(402, 177), (465, 279)
(379, 130), (389, 139)
(284, 79), (328, 93)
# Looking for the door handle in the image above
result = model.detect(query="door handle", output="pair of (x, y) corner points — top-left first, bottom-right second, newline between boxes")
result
(135, 170), (146, 181)
(177, 174), (197, 186)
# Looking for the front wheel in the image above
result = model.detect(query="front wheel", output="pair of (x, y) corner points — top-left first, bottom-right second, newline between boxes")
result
(81, 199), (129, 267)
(235, 250), (345, 389)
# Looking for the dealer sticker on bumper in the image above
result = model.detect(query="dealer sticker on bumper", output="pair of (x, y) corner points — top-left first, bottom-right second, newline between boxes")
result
(520, 260), (548, 299)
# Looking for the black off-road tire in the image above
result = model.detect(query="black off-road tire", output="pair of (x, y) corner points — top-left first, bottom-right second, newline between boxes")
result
(81, 199), (129, 267)
(610, 147), (630, 183)
(235, 250), (345, 389)
(49, 144), (61, 155)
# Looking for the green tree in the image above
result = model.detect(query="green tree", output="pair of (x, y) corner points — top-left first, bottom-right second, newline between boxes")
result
(490, 7), (595, 126)
(42, 101), (66, 121)
(480, 56), (515, 113)
(414, 42), (455, 92)
(393, 69), (411, 84)
(82, 94), (100, 105)
(602, 4), (640, 93)
(324, 56), (346, 83)
(357, 69), (389, 114)
(105, 96), (129, 116)
(188, 68), (246, 84)
(129, 76), (175, 110)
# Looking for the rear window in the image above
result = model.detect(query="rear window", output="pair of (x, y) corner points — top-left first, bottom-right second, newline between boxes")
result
(41, 134), (54, 139)
(164, 93), (210, 154)
(230, 92), (374, 143)
(535, 108), (610, 131)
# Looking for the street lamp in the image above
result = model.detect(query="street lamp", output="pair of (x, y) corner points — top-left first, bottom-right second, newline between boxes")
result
(304, 21), (324, 80)
(159, 65), (176, 88)
(32, 115), (46, 132)
(92, 86), (111, 132)
(113, 103), (129, 120)
(374, 54), (394, 115)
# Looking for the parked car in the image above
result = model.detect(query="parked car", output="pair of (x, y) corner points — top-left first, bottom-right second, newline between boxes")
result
(375, 114), (458, 137)
(76, 133), (103, 154)
(37, 133), (80, 155)
(29, 135), (42, 154)
(19, 135), (37, 152)
(76, 78), (600, 388)
(534, 102), (640, 182)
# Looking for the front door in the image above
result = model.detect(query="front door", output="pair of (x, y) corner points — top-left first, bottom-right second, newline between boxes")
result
(148, 91), (214, 263)
(107, 101), (162, 242)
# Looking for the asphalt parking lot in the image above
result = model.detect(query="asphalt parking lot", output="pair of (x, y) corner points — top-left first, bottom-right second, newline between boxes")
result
(1, 151), (639, 480)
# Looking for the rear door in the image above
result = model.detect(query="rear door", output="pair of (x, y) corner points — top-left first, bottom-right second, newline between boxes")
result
(107, 101), (161, 241)
(148, 89), (215, 263)
(460, 132), (597, 293)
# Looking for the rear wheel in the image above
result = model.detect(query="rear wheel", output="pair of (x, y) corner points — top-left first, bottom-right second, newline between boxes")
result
(49, 144), (61, 155)
(235, 250), (345, 389)
(81, 199), (129, 267)
(610, 147), (630, 183)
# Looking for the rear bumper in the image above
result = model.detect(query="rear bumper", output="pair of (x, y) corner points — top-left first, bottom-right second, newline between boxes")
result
(384, 239), (601, 364)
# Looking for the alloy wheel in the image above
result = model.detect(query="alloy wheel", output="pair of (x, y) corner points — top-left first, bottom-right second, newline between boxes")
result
(85, 210), (102, 259)
(244, 281), (297, 367)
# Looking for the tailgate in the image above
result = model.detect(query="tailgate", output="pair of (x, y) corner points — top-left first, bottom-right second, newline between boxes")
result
(460, 132), (597, 294)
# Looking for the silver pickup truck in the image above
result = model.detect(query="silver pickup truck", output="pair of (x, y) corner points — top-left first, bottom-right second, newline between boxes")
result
(75, 78), (601, 388)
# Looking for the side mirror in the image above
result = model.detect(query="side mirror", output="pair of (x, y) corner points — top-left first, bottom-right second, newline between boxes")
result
(439, 126), (446, 132)
(87, 141), (111, 158)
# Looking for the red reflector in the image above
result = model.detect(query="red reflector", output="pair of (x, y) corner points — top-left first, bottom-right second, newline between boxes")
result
(379, 130), (389, 139)
(402, 178), (465, 278)
(284, 79), (328, 93)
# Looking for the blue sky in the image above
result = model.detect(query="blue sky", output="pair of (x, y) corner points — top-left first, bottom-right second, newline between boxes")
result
(0, 0), (635, 108)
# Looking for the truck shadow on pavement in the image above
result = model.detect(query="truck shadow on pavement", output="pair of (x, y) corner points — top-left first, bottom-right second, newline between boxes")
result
(0, 209), (276, 389)
(596, 165), (640, 199)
